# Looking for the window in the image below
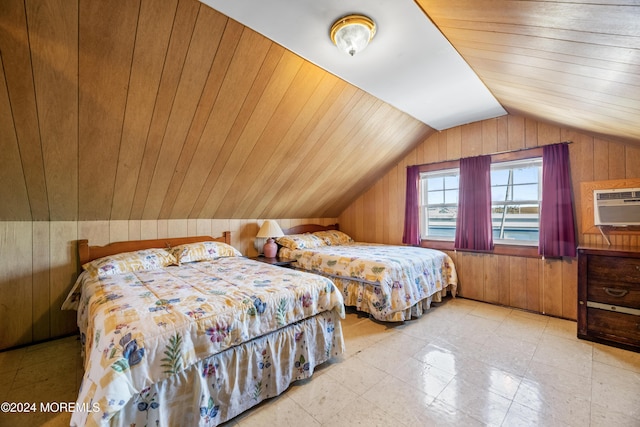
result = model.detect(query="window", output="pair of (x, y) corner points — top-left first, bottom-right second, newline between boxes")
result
(490, 158), (542, 245)
(419, 157), (542, 245)
(419, 169), (458, 240)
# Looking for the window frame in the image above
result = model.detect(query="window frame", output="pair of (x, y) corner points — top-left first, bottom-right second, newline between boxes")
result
(419, 167), (459, 242)
(416, 148), (544, 258)
(490, 157), (543, 246)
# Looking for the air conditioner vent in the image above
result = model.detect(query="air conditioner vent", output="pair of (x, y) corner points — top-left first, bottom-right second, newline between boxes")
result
(597, 191), (640, 200)
(594, 188), (640, 226)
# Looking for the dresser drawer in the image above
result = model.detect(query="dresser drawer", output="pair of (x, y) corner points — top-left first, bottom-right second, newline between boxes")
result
(587, 280), (640, 308)
(587, 307), (640, 345)
(587, 255), (640, 284)
(578, 247), (640, 353)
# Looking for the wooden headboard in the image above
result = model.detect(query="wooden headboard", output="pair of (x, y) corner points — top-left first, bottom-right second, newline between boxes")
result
(78, 232), (231, 266)
(282, 224), (339, 235)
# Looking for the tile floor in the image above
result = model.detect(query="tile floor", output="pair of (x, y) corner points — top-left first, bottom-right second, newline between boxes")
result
(1, 297), (639, 426)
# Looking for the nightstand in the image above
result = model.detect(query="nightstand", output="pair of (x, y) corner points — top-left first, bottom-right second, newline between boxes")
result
(250, 256), (297, 268)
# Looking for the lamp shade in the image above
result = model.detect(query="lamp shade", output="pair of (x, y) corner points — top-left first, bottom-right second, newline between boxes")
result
(256, 220), (284, 238)
(330, 14), (376, 56)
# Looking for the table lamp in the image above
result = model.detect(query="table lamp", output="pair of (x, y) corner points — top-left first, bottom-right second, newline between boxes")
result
(256, 220), (284, 258)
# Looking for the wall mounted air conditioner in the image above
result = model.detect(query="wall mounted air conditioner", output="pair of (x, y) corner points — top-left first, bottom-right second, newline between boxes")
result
(593, 188), (640, 226)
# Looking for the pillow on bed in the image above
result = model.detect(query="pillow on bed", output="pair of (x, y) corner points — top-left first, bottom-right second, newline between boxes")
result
(276, 234), (326, 250)
(313, 230), (354, 246)
(170, 241), (242, 264)
(82, 248), (177, 278)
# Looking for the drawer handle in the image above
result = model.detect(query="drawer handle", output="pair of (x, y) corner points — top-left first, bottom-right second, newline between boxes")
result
(603, 287), (628, 298)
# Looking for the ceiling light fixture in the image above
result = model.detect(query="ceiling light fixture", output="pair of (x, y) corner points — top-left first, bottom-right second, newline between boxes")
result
(330, 14), (376, 57)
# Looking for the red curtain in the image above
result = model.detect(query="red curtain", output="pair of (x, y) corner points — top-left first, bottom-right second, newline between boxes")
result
(454, 155), (494, 251)
(539, 143), (577, 257)
(402, 165), (421, 245)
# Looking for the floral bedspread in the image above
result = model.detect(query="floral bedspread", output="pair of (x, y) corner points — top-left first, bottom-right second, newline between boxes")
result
(279, 244), (457, 320)
(69, 257), (344, 426)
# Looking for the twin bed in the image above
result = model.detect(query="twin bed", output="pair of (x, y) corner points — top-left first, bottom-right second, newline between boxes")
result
(63, 233), (345, 426)
(278, 224), (458, 322)
(64, 225), (457, 425)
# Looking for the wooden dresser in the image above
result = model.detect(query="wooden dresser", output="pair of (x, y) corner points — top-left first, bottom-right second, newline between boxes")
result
(577, 245), (640, 352)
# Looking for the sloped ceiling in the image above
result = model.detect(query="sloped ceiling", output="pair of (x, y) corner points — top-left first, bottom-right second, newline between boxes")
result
(419, 0), (640, 144)
(0, 0), (638, 222)
(201, 0), (507, 130)
(0, 0), (433, 221)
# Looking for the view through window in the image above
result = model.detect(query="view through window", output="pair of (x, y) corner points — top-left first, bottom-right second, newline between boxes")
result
(420, 168), (459, 239)
(419, 158), (542, 244)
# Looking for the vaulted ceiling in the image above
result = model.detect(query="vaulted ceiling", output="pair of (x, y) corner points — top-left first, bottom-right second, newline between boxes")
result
(420, 0), (640, 144)
(0, 0), (638, 222)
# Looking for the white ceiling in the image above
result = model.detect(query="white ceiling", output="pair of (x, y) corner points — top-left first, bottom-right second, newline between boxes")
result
(200, 0), (506, 130)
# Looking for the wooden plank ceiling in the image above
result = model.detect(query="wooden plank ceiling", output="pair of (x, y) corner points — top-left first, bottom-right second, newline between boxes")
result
(1, 0), (639, 222)
(0, 0), (433, 221)
(417, 0), (640, 145)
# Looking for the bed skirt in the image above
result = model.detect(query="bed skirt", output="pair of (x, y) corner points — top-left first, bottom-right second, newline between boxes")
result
(78, 310), (344, 427)
(329, 276), (456, 322)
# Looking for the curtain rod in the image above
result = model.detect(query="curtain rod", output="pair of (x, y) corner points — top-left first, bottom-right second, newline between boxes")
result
(407, 140), (572, 168)
(486, 140), (572, 157)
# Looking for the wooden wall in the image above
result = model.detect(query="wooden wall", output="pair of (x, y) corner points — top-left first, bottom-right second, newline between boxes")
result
(339, 115), (640, 320)
(0, 217), (336, 351)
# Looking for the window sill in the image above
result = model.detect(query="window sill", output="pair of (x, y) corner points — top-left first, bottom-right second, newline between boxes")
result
(420, 240), (541, 258)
